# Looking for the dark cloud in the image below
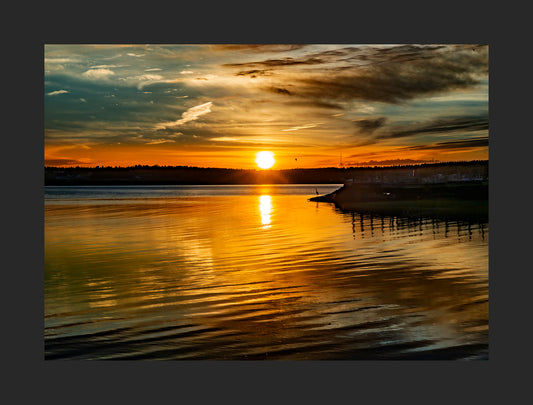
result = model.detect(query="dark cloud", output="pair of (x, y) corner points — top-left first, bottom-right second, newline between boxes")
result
(227, 45), (488, 105)
(378, 116), (488, 140)
(268, 86), (292, 96)
(303, 45), (487, 103)
(354, 117), (387, 133)
(404, 136), (489, 151)
(224, 56), (326, 69)
(234, 69), (272, 77)
(212, 44), (308, 53)
(283, 100), (344, 110)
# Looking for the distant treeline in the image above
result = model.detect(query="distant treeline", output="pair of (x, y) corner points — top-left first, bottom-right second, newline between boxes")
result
(45, 160), (488, 186)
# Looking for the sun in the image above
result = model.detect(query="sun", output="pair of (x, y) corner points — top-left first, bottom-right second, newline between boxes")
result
(255, 151), (275, 169)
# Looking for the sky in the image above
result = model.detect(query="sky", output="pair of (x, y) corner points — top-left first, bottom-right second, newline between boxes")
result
(44, 44), (488, 169)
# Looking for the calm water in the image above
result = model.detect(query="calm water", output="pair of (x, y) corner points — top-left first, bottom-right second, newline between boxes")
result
(44, 185), (489, 360)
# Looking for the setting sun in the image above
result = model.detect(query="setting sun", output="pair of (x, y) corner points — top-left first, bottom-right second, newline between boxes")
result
(255, 151), (275, 169)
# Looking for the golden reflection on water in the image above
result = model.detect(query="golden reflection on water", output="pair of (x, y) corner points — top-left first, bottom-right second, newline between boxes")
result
(259, 195), (273, 227)
(45, 189), (489, 359)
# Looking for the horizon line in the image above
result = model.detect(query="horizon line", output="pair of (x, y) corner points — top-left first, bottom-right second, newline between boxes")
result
(45, 159), (488, 170)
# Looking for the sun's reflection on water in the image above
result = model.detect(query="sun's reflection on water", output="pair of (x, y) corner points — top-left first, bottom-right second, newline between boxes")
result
(259, 195), (272, 227)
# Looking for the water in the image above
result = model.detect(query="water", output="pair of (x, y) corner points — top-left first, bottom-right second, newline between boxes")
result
(44, 185), (489, 360)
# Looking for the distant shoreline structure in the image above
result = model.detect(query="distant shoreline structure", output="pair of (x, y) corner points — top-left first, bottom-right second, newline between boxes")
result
(45, 160), (488, 186)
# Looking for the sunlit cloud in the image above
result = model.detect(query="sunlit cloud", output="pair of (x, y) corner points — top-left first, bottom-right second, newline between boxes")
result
(136, 74), (164, 88)
(47, 90), (69, 96)
(155, 102), (213, 130)
(45, 57), (83, 65)
(91, 64), (122, 69)
(82, 68), (115, 79)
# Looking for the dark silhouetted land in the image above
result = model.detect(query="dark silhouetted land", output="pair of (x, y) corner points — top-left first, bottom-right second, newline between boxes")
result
(45, 161), (488, 186)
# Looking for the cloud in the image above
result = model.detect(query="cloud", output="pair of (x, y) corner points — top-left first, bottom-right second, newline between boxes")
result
(45, 158), (85, 166)
(135, 73), (175, 89)
(268, 86), (292, 96)
(212, 44), (308, 53)
(226, 45), (488, 105)
(282, 123), (322, 132)
(235, 69), (272, 77)
(82, 68), (115, 79)
(138, 74), (163, 81)
(155, 102), (213, 129)
(45, 57), (82, 64)
(145, 139), (176, 145)
(283, 100), (343, 110)
(47, 90), (69, 96)
(180, 70), (194, 74)
(403, 136), (488, 151)
(353, 117), (387, 133)
(209, 137), (238, 142)
(91, 64), (121, 69)
(377, 116), (488, 140)
(223, 56), (326, 69)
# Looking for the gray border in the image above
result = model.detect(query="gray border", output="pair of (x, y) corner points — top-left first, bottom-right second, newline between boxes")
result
(10, 2), (518, 402)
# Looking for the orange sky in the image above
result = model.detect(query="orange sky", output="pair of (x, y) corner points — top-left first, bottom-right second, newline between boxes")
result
(45, 44), (489, 169)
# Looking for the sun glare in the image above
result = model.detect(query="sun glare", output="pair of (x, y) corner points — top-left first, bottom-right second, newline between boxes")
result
(255, 151), (275, 169)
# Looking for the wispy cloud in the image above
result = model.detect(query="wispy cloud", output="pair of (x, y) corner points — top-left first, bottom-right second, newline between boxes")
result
(45, 57), (82, 64)
(403, 136), (489, 151)
(145, 139), (176, 145)
(91, 64), (122, 69)
(155, 102), (213, 130)
(223, 56), (326, 69)
(376, 116), (488, 140)
(282, 123), (322, 132)
(47, 90), (69, 96)
(209, 137), (238, 142)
